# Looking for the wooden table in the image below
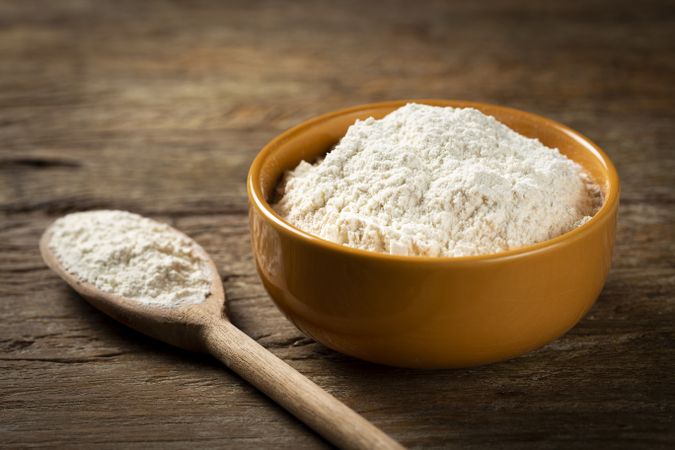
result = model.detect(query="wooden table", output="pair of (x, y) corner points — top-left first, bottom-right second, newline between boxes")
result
(1, 1), (673, 448)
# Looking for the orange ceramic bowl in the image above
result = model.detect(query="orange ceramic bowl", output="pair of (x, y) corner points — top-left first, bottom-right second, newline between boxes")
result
(247, 100), (619, 369)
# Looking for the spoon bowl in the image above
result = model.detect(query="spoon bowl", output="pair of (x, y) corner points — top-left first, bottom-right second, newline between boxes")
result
(40, 225), (224, 351)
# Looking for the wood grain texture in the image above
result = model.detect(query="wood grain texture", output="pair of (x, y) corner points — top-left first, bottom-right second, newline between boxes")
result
(203, 321), (404, 450)
(1, 0), (673, 448)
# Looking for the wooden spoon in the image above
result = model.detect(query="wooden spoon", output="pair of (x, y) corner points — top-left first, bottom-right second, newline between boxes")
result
(40, 221), (404, 450)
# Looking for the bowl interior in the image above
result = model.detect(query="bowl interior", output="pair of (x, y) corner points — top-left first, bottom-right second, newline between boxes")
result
(255, 100), (615, 225)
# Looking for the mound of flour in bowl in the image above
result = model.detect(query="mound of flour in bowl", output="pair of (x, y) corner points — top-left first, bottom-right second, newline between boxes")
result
(273, 103), (602, 257)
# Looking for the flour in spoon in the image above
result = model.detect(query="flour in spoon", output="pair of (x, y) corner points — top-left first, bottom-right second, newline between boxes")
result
(48, 210), (211, 306)
(273, 103), (602, 257)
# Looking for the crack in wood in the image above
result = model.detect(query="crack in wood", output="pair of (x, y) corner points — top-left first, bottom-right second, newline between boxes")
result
(0, 351), (131, 364)
(0, 157), (82, 169)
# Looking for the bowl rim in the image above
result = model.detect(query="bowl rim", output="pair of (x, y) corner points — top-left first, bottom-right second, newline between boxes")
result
(247, 99), (620, 264)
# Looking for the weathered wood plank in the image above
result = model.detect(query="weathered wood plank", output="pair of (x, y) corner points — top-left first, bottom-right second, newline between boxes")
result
(1, 0), (673, 448)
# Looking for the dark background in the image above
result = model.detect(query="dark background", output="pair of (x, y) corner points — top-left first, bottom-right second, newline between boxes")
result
(1, 1), (673, 448)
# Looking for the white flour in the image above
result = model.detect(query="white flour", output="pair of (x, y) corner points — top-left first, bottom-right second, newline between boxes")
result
(273, 104), (601, 257)
(48, 210), (211, 306)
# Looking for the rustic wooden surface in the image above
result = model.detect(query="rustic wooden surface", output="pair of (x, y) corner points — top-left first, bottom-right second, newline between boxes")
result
(1, 0), (673, 448)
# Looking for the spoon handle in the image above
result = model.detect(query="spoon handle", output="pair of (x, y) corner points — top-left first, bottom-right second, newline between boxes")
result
(202, 320), (404, 450)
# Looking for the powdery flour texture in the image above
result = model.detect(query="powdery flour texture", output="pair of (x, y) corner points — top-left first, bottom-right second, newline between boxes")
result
(273, 104), (601, 257)
(49, 210), (211, 306)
